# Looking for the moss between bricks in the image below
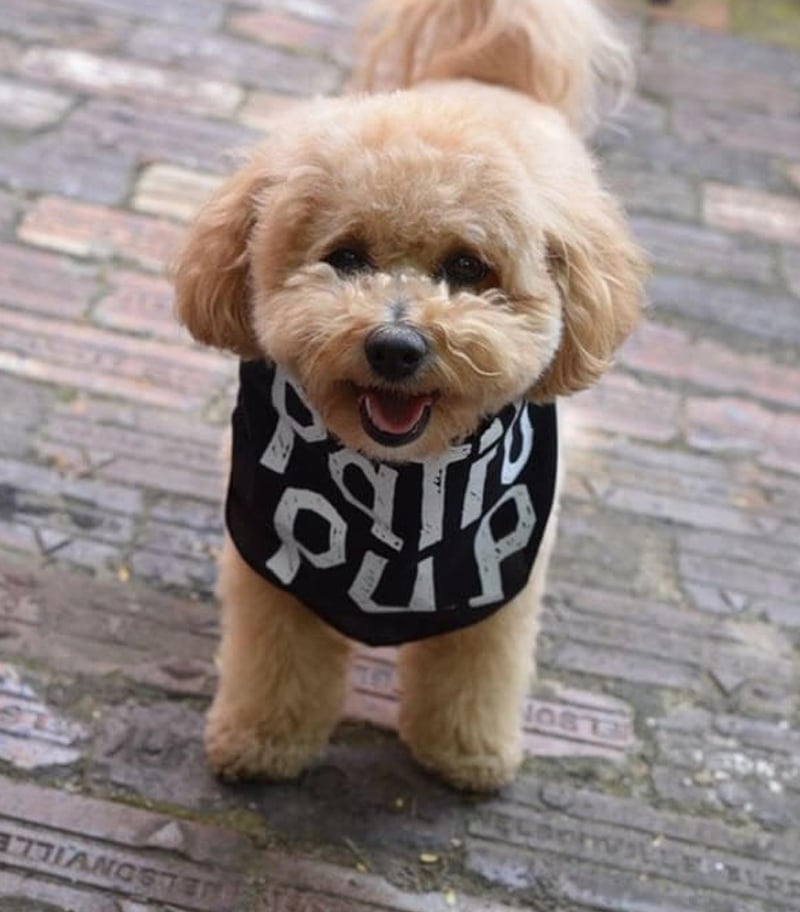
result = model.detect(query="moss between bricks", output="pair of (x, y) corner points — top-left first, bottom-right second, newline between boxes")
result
(623, 0), (800, 48)
(732, 0), (800, 48)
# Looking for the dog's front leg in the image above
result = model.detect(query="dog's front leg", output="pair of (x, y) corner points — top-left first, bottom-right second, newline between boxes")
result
(205, 536), (352, 781)
(398, 592), (537, 792)
(398, 515), (557, 792)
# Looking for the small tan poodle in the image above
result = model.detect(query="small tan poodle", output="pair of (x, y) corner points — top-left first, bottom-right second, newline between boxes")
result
(173, 0), (646, 792)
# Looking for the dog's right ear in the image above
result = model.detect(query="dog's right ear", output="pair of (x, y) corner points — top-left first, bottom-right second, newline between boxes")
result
(172, 157), (269, 357)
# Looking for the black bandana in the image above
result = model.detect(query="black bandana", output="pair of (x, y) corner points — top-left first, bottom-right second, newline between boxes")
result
(225, 360), (558, 646)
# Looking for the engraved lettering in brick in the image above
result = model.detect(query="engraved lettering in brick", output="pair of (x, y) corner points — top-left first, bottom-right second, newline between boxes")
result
(0, 822), (234, 911)
(523, 700), (632, 747)
(469, 806), (800, 904)
(346, 651), (633, 756)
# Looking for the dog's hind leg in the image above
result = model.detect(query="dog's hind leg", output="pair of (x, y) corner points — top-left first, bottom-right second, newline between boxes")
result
(205, 536), (352, 781)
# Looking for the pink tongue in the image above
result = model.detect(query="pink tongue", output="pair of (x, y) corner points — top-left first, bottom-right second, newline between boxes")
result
(364, 391), (432, 435)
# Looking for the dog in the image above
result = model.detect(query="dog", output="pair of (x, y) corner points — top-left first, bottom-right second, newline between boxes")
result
(173, 0), (646, 792)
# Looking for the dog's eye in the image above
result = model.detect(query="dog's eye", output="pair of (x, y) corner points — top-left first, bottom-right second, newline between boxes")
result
(437, 252), (490, 287)
(323, 247), (372, 275)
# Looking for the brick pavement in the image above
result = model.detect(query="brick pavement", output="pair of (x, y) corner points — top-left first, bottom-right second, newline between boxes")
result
(0, 1), (799, 910)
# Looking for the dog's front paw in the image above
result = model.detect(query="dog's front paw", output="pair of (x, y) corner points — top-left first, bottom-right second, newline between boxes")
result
(400, 718), (522, 792)
(205, 709), (320, 782)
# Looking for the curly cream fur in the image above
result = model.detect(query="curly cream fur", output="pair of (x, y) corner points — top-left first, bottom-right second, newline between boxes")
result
(174, 0), (646, 792)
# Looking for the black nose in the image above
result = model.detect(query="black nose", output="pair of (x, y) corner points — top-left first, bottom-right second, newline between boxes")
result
(364, 325), (429, 381)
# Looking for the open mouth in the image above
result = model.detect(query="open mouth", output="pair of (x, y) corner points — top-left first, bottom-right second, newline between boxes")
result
(358, 388), (437, 447)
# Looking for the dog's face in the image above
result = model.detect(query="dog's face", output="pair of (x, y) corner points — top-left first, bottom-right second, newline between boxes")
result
(174, 90), (645, 459)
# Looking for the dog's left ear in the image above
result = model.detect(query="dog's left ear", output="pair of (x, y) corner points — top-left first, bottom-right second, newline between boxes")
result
(172, 157), (271, 358)
(530, 193), (647, 402)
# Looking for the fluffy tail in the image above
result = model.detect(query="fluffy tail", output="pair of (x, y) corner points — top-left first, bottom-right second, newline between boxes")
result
(354, 0), (631, 130)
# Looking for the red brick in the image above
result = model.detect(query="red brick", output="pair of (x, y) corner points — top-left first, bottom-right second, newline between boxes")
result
(229, 10), (352, 57)
(237, 90), (300, 130)
(620, 322), (800, 409)
(92, 269), (184, 341)
(345, 649), (634, 759)
(18, 196), (183, 272)
(704, 182), (800, 245)
(686, 397), (800, 476)
(0, 242), (97, 320)
(646, 0), (730, 30)
(0, 556), (219, 692)
(18, 48), (242, 117)
(0, 777), (243, 911)
(0, 307), (232, 410)
(132, 164), (222, 222)
(686, 397), (771, 453)
(563, 373), (682, 444)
